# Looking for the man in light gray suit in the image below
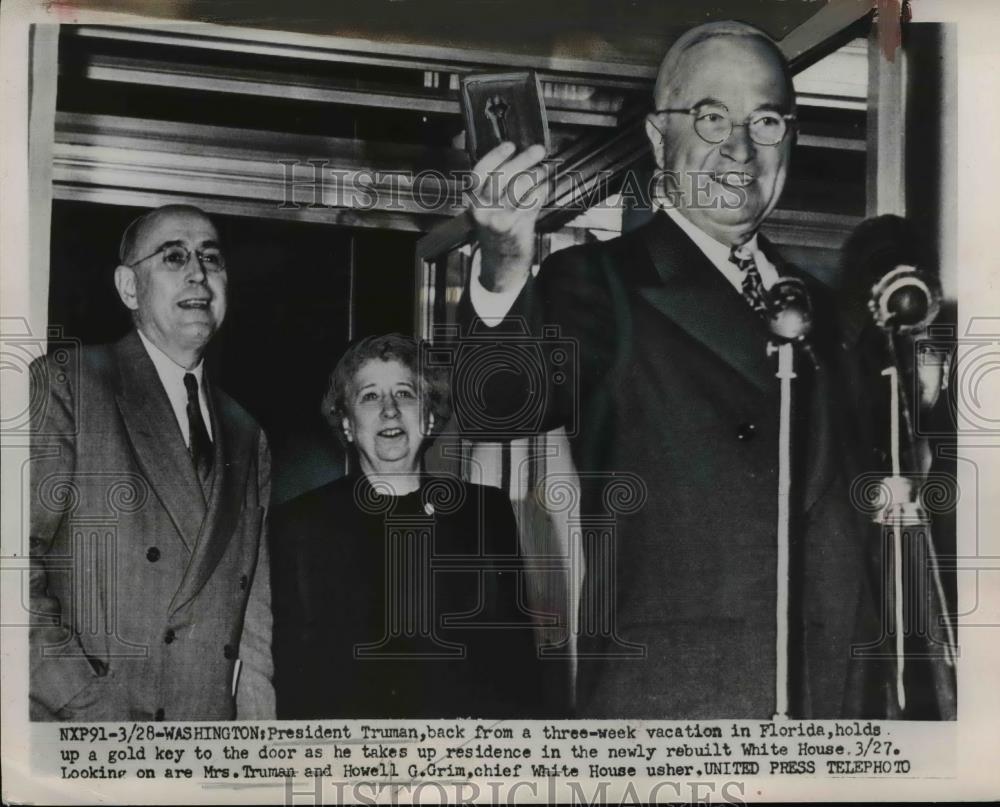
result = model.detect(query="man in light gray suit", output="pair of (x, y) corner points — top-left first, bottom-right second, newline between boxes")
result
(29, 205), (274, 721)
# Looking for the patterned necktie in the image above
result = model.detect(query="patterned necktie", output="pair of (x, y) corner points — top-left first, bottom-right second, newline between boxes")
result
(729, 245), (770, 319)
(183, 372), (213, 484)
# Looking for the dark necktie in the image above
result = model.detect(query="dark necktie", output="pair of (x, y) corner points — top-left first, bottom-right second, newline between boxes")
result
(183, 372), (213, 484)
(729, 245), (770, 319)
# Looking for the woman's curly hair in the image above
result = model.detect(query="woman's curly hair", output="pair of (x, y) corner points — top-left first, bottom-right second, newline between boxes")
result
(321, 333), (452, 450)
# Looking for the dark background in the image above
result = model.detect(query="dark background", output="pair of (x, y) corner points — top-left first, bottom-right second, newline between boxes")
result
(48, 199), (420, 503)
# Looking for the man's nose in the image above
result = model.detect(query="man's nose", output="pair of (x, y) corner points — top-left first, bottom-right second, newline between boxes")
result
(720, 122), (756, 162)
(186, 255), (207, 283)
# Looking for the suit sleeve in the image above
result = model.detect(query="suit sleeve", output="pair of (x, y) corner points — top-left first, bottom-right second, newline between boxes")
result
(456, 244), (619, 440)
(28, 353), (105, 719)
(235, 430), (276, 719)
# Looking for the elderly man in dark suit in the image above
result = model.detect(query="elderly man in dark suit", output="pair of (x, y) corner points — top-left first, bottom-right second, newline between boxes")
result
(459, 21), (891, 718)
(29, 204), (274, 721)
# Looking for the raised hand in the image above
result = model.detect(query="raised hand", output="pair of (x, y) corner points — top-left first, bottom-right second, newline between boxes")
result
(466, 142), (548, 293)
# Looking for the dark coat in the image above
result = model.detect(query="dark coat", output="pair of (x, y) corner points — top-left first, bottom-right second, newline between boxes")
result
(458, 211), (887, 718)
(271, 474), (547, 718)
(29, 330), (273, 721)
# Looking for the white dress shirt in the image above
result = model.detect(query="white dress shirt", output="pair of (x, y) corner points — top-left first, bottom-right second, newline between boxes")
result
(469, 205), (779, 324)
(137, 329), (213, 447)
(658, 206), (779, 293)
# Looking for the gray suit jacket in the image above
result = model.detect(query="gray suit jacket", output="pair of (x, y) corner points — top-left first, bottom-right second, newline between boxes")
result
(29, 330), (274, 721)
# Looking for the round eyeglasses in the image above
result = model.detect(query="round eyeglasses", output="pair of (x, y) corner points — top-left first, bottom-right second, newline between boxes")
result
(654, 103), (796, 147)
(127, 243), (226, 273)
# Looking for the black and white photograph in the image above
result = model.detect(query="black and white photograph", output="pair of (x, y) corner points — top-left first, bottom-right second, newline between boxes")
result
(1, 0), (997, 803)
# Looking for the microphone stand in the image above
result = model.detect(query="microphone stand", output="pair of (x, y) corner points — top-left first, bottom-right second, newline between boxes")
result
(875, 324), (957, 714)
(767, 339), (796, 720)
(765, 278), (813, 720)
(868, 266), (956, 715)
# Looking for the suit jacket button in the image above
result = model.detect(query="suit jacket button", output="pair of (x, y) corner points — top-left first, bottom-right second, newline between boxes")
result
(164, 629), (175, 644)
(240, 574), (248, 590)
(736, 422), (756, 441)
(224, 644), (236, 660)
(154, 708), (165, 721)
(146, 547), (160, 562)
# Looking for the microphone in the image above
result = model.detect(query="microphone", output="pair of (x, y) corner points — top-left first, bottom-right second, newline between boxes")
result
(868, 264), (941, 334)
(838, 215), (943, 338)
(767, 277), (813, 342)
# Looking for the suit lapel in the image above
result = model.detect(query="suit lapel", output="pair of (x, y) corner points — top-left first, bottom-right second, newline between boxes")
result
(169, 376), (251, 614)
(114, 331), (205, 550)
(635, 212), (776, 395)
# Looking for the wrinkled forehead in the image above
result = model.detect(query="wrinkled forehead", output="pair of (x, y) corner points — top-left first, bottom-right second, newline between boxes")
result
(131, 209), (220, 256)
(660, 36), (793, 112)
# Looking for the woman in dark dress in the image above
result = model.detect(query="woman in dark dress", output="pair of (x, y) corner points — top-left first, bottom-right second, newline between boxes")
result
(271, 334), (543, 718)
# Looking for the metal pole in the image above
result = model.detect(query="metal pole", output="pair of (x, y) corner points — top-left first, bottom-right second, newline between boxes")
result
(770, 341), (795, 720)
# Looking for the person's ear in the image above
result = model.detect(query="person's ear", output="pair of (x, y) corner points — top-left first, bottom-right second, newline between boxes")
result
(341, 417), (353, 442)
(114, 264), (140, 311)
(427, 412), (436, 433)
(645, 112), (667, 170)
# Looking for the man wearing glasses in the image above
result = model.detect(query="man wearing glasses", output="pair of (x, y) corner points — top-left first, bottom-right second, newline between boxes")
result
(29, 205), (274, 721)
(461, 22), (885, 717)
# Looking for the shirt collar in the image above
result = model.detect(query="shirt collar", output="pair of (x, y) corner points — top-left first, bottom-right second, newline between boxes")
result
(136, 329), (204, 387)
(657, 202), (758, 263)
(654, 199), (777, 292)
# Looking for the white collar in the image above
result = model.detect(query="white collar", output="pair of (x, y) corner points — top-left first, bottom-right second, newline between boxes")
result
(136, 329), (212, 445)
(137, 329), (205, 385)
(655, 202), (778, 292)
